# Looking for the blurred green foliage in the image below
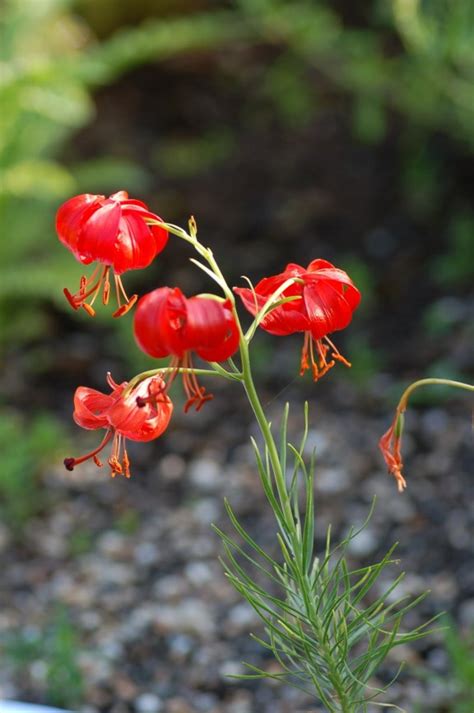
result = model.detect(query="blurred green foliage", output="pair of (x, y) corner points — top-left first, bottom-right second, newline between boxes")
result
(115, 508), (141, 535)
(0, 411), (66, 533)
(415, 619), (474, 712)
(2, 607), (84, 707)
(432, 211), (474, 287)
(442, 621), (474, 713)
(68, 528), (94, 556)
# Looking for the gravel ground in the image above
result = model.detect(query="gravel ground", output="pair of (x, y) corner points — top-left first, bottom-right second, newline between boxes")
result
(0, 366), (472, 712)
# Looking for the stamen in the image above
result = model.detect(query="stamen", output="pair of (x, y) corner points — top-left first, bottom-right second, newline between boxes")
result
(114, 274), (122, 311)
(184, 386), (213, 413)
(136, 377), (169, 409)
(112, 294), (138, 318)
(299, 332), (311, 376)
(136, 363), (179, 409)
(64, 288), (80, 310)
(79, 265), (101, 293)
(87, 267), (109, 311)
(108, 456), (123, 476)
(299, 332), (351, 382)
(135, 355), (214, 414)
(325, 336), (351, 367)
(182, 353), (213, 412)
(112, 275), (138, 318)
(64, 266), (134, 318)
(82, 303), (96, 317)
(103, 270), (111, 305)
(63, 266), (107, 316)
(123, 448), (131, 479)
(116, 274), (131, 303)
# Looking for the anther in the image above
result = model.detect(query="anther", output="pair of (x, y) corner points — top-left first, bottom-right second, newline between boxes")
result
(103, 274), (111, 305)
(333, 352), (351, 367)
(108, 457), (123, 475)
(63, 288), (79, 310)
(123, 449), (131, 479)
(112, 294), (138, 318)
(82, 303), (96, 317)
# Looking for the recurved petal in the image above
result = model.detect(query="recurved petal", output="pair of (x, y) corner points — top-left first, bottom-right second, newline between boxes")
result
(306, 259), (336, 273)
(76, 200), (122, 265)
(119, 201), (168, 257)
(113, 212), (158, 274)
(234, 287), (308, 335)
(306, 264), (361, 309)
(72, 386), (117, 430)
(248, 269), (297, 299)
(304, 281), (357, 339)
(134, 287), (183, 358)
(189, 298), (240, 361)
(56, 193), (102, 256)
(184, 297), (230, 346)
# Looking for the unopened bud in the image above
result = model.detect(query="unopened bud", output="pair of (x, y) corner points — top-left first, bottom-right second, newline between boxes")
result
(395, 412), (405, 439)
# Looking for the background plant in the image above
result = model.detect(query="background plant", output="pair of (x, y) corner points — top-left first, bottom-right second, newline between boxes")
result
(1, 607), (83, 708)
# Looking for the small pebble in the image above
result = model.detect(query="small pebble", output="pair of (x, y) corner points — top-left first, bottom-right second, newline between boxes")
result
(135, 693), (163, 713)
(189, 457), (222, 492)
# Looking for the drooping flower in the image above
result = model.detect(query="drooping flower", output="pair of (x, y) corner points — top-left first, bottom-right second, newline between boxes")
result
(234, 259), (361, 380)
(64, 373), (173, 478)
(133, 287), (240, 412)
(379, 411), (407, 493)
(56, 191), (168, 317)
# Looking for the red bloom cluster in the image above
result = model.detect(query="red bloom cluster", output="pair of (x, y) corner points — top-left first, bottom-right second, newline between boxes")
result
(235, 259), (360, 380)
(64, 373), (173, 478)
(57, 189), (364, 480)
(56, 191), (168, 317)
(133, 287), (240, 412)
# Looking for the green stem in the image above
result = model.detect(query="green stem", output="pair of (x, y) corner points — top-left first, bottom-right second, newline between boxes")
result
(398, 377), (474, 410)
(239, 338), (296, 533)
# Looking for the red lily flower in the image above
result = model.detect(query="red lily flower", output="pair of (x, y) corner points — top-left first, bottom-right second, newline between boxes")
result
(234, 259), (361, 380)
(56, 191), (168, 317)
(133, 287), (240, 412)
(64, 373), (173, 478)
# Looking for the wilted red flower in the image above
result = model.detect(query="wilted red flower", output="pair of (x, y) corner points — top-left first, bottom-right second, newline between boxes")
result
(234, 259), (361, 380)
(379, 411), (407, 493)
(56, 191), (168, 317)
(133, 287), (240, 412)
(64, 373), (173, 478)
